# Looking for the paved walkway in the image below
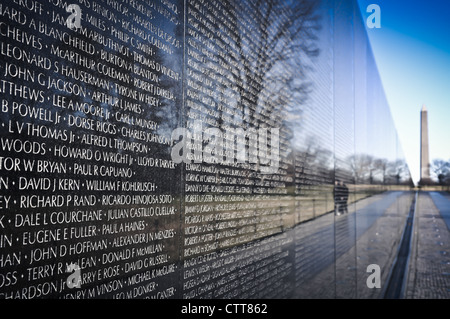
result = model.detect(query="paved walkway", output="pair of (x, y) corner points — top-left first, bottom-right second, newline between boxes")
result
(405, 192), (450, 299)
(292, 191), (413, 298)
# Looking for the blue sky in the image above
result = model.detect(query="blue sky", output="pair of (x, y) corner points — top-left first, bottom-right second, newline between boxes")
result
(357, 0), (450, 184)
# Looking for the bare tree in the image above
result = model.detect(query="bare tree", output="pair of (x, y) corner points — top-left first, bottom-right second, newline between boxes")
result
(388, 159), (408, 185)
(373, 158), (389, 184)
(348, 154), (375, 184)
(185, 0), (322, 183)
(431, 159), (450, 185)
(228, 0), (321, 128)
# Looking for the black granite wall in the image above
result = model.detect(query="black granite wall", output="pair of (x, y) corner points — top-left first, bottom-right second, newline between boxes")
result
(0, 0), (413, 299)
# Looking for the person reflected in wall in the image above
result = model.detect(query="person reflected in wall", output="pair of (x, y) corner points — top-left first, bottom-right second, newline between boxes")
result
(341, 182), (349, 214)
(333, 180), (342, 216)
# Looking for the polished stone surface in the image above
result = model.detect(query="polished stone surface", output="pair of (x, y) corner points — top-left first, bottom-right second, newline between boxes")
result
(0, 0), (414, 299)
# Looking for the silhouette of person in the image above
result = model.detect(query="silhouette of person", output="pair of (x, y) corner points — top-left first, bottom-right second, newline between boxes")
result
(333, 180), (342, 215)
(341, 182), (349, 214)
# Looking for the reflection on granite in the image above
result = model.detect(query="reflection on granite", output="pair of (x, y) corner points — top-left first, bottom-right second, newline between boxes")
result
(0, 0), (413, 299)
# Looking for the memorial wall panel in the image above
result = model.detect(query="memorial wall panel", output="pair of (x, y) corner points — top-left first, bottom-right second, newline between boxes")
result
(333, 0), (358, 299)
(0, 0), (184, 299)
(0, 0), (414, 299)
(180, 0), (297, 299)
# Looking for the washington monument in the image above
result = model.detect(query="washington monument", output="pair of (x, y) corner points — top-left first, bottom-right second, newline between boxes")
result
(420, 104), (430, 182)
